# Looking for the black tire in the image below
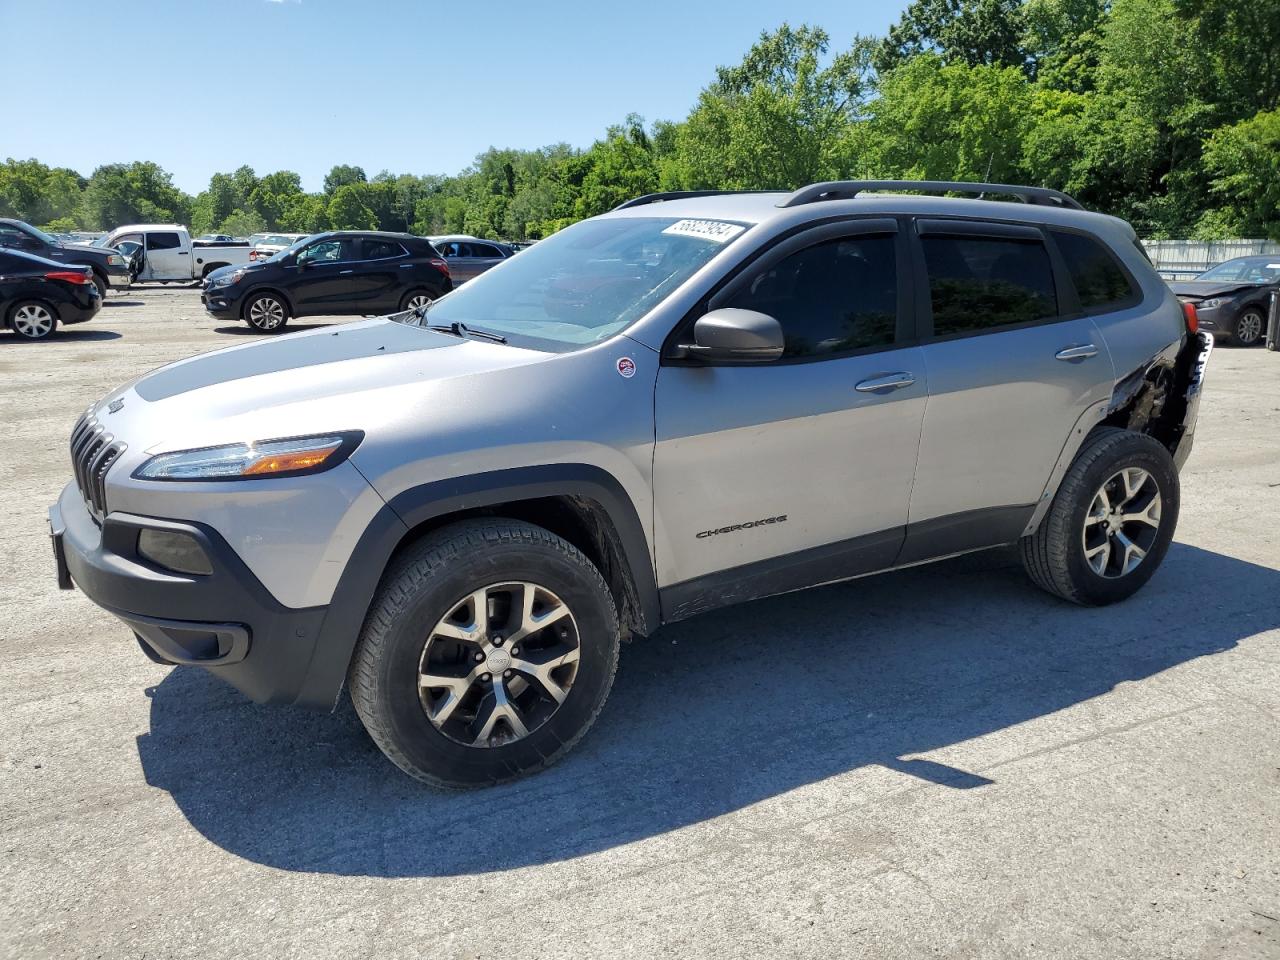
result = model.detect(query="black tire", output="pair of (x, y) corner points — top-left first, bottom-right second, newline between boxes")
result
(91, 273), (107, 302)
(1231, 306), (1266, 347)
(243, 291), (289, 332)
(348, 519), (620, 788)
(1020, 427), (1179, 606)
(7, 300), (59, 341)
(399, 289), (435, 312)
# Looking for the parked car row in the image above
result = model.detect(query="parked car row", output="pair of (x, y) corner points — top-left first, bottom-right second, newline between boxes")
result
(12, 209), (1269, 349)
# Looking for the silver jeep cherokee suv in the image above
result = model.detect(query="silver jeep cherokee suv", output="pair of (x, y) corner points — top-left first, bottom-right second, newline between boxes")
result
(50, 181), (1212, 787)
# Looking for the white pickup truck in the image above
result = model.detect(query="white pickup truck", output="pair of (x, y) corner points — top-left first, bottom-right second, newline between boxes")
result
(98, 224), (254, 282)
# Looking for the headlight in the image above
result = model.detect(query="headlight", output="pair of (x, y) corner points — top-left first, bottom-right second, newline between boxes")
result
(210, 269), (245, 288)
(133, 432), (363, 481)
(1199, 298), (1223, 309)
(107, 254), (124, 266)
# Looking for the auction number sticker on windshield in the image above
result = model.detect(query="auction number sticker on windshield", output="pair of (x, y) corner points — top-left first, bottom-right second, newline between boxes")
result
(661, 219), (746, 244)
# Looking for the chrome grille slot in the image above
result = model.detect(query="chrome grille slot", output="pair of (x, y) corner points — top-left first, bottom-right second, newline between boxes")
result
(68, 410), (126, 524)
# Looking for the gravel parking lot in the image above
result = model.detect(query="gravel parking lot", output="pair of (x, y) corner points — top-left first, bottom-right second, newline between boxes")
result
(2, 286), (1278, 960)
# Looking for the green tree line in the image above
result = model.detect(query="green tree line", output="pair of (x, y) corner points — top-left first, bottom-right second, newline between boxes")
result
(4, 0), (1279, 240)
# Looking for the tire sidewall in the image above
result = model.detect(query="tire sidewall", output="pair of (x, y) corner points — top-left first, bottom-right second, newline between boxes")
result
(1061, 437), (1179, 604)
(371, 538), (618, 786)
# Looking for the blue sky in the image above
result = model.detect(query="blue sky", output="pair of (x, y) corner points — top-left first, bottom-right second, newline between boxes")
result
(2, 0), (905, 194)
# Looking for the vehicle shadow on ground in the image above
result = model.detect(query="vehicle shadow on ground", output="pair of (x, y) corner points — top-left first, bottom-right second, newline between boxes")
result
(101, 300), (145, 308)
(136, 542), (1280, 877)
(212, 322), (340, 336)
(29, 330), (123, 342)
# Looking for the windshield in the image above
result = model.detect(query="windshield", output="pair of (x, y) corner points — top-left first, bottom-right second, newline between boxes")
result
(25, 223), (59, 246)
(265, 235), (313, 263)
(408, 216), (748, 349)
(1198, 257), (1280, 283)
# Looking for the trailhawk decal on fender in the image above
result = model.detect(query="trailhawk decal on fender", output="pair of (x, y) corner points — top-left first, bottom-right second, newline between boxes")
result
(696, 515), (787, 539)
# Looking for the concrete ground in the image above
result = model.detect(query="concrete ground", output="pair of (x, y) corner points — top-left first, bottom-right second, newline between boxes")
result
(1, 287), (1278, 960)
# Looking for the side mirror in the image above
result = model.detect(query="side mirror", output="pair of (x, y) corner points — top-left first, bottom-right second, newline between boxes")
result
(680, 308), (784, 364)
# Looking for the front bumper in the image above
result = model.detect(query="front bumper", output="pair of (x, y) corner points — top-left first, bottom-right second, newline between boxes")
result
(200, 284), (241, 314)
(106, 268), (131, 290)
(50, 481), (330, 706)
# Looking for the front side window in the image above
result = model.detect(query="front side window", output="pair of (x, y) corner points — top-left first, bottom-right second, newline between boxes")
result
(147, 232), (181, 251)
(411, 216), (747, 350)
(923, 234), (1057, 336)
(1051, 230), (1137, 312)
(298, 238), (351, 263)
(724, 234), (898, 358)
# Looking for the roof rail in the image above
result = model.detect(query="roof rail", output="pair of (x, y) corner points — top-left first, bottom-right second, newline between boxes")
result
(612, 190), (775, 211)
(777, 180), (1083, 210)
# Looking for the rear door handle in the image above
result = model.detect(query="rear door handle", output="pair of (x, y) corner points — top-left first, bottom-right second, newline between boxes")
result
(1055, 344), (1098, 361)
(855, 372), (916, 393)
(339, 269), (353, 274)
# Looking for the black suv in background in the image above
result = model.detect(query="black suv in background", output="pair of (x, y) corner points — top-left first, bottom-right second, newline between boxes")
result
(201, 231), (452, 332)
(0, 219), (131, 300)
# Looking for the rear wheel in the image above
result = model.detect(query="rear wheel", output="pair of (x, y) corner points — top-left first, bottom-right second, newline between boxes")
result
(348, 519), (620, 788)
(399, 289), (434, 313)
(8, 301), (58, 341)
(1232, 307), (1265, 347)
(1020, 428), (1179, 605)
(244, 292), (289, 332)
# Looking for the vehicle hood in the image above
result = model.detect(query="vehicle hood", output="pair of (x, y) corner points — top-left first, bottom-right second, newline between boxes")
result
(1168, 280), (1265, 299)
(205, 261), (260, 282)
(61, 242), (111, 260)
(97, 318), (550, 453)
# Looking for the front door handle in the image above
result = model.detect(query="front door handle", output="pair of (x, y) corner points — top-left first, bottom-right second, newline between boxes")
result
(339, 269), (354, 274)
(1055, 344), (1098, 361)
(855, 372), (916, 393)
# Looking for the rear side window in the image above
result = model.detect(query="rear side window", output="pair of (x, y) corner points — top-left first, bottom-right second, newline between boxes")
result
(922, 235), (1056, 336)
(725, 234), (898, 358)
(362, 240), (405, 260)
(147, 232), (181, 250)
(471, 243), (503, 258)
(1051, 230), (1138, 312)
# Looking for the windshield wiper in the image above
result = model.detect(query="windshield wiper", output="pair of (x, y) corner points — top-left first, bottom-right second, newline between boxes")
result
(426, 320), (507, 344)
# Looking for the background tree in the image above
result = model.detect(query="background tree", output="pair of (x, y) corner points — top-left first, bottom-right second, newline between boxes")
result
(323, 164), (367, 195)
(327, 183), (377, 229)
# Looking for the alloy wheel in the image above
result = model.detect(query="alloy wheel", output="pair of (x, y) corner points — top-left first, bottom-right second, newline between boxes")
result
(406, 293), (432, 311)
(248, 297), (285, 329)
(12, 304), (54, 339)
(418, 581), (581, 748)
(1081, 467), (1162, 578)
(1236, 310), (1264, 346)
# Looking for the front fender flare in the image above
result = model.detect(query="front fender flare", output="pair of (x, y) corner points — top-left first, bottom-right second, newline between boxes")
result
(293, 464), (658, 710)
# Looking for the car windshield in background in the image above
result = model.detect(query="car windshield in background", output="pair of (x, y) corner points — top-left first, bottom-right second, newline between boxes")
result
(406, 216), (748, 349)
(1197, 257), (1280, 283)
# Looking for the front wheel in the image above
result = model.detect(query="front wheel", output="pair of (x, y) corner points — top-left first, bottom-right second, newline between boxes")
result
(244, 292), (289, 332)
(1232, 307), (1266, 347)
(348, 519), (620, 788)
(92, 274), (107, 302)
(1020, 428), (1179, 606)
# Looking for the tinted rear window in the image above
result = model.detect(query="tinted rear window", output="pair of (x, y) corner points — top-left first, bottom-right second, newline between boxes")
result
(922, 235), (1057, 336)
(1052, 230), (1138, 312)
(147, 232), (181, 250)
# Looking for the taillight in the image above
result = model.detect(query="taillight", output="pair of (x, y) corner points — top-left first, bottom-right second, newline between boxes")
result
(428, 257), (450, 276)
(45, 270), (92, 285)
(1181, 301), (1199, 334)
